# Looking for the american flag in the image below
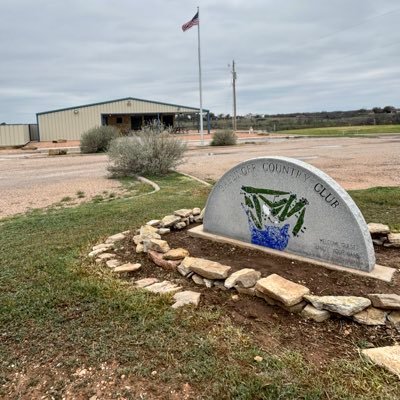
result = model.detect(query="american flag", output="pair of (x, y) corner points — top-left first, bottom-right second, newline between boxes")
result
(182, 12), (199, 32)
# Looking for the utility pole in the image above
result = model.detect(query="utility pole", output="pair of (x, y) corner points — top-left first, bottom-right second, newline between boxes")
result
(232, 60), (237, 132)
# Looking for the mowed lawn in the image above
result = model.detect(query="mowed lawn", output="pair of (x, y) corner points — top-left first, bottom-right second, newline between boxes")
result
(0, 174), (399, 399)
(276, 125), (400, 136)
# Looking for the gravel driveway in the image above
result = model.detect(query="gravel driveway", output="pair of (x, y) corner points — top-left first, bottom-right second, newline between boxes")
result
(1, 135), (399, 219)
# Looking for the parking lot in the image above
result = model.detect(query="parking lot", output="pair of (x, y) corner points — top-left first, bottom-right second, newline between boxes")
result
(1, 135), (399, 219)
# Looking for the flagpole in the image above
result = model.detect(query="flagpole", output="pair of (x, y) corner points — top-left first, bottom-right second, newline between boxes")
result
(197, 6), (204, 146)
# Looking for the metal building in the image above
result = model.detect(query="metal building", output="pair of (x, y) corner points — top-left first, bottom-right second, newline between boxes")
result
(0, 124), (38, 147)
(37, 97), (209, 141)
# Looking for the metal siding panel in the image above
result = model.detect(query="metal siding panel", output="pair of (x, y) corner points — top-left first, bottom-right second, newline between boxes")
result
(0, 125), (30, 146)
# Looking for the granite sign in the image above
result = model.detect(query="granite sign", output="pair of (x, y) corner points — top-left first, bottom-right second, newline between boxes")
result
(203, 157), (375, 271)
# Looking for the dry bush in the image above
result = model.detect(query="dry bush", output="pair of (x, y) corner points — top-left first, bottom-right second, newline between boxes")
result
(80, 126), (120, 153)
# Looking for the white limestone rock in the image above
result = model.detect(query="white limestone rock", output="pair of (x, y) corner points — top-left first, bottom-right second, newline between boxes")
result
(105, 232), (126, 244)
(387, 311), (400, 330)
(144, 239), (170, 253)
(388, 233), (400, 247)
(192, 274), (205, 286)
(146, 219), (161, 227)
(92, 243), (114, 251)
(106, 259), (121, 269)
(224, 268), (261, 289)
(96, 252), (115, 261)
(301, 304), (331, 322)
(174, 209), (193, 218)
(362, 346), (400, 378)
(114, 263), (141, 273)
(174, 222), (187, 230)
(144, 280), (182, 295)
(368, 223), (390, 235)
(192, 207), (201, 216)
(353, 307), (387, 326)
(163, 248), (190, 261)
(160, 215), (181, 228)
(255, 274), (310, 307)
(368, 294), (400, 310)
(172, 291), (201, 309)
(88, 248), (109, 258)
(134, 278), (159, 288)
(157, 228), (171, 235)
(304, 295), (371, 317)
(186, 257), (231, 280)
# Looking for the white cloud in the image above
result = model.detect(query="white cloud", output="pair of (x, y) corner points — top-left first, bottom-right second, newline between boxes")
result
(0, 0), (399, 122)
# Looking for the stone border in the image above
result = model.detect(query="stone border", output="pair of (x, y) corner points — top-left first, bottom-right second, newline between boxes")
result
(86, 207), (400, 378)
(188, 225), (396, 283)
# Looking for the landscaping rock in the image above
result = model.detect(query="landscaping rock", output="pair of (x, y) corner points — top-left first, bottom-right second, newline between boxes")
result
(236, 286), (256, 296)
(301, 304), (330, 322)
(146, 219), (161, 227)
(174, 222), (187, 230)
(368, 294), (400, 310)
(157, 228), (170, 235)
(105, 232), (126, 244)
(172, 291), (201, 309)
(186, 257), (231, 280)
(134, 278), (159, 288)
(192, 274), (205, 285)
(204, 279), (214, 288)
(160, 215), (181, 228)
(88, 248), (109, 258)
(97, 252), (115, 261)
(255, 290), (306, 313)
(135, 243), (144, 253)
(362, 346), (400, 378)
(213, 280), (228, 291)
(353, 307), (387, 326)
(304, 295), (371, 316)
(192, 207), (201, 216)
(255, 274), (310, 307)
(163, 248), (190, 261)
(148, 250), (180, 271)
(144, 239), (170, 253)
(144, 280), (182, 294)
(177, 262), (191, 277)
(114, 263), (141, 273)
(372, 238), (386, 246)
(388, 233), (400, 247)
(193, 215), (203, 223)
(140, 225), (158, 235)
(367, 223), (390, 235)
(106, 259), (121, 269)
(388, 311), (400, 330)
(174, 209), (193, 218)
(224, 268), (261, 289)
(92, 243), (114, 251)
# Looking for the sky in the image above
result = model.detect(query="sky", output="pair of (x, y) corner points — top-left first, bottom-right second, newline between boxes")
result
(1, 0), (400, 123)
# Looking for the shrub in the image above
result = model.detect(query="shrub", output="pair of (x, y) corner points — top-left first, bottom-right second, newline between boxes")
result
(210, 130), (237, 146)
(107, 130), (187, 177)
(80, 126), (120, 153)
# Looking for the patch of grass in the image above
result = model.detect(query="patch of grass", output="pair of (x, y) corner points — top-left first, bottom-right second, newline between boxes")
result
(1, 178), (399, 398)
(276, 125), (400, 136)
(60, 196), (72, 202)
(76, 190), (85, 198)
(349, 186), (400, 231)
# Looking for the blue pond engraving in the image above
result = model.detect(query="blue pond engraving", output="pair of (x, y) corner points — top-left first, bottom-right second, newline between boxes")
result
(250, 224), (290, 250)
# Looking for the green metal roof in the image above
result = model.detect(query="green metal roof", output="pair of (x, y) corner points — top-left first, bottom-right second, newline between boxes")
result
(36, 97), (209, 116)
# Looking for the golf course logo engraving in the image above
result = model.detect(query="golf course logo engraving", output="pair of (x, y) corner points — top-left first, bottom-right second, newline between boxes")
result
(241, 186), (308, 250)
(203, 156), (375, 272)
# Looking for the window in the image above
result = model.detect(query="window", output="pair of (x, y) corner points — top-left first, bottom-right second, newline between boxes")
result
(116, 117), (123, 124)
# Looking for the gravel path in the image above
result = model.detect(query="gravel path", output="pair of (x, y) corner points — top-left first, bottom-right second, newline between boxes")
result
(1, 135), (399, 219)
(0, 153), (122, 219)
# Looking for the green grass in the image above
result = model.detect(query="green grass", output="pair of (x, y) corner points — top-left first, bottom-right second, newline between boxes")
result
(274, 125), (400, 136)
(349, 186), (400, 231)
(0, 175), (399, 398)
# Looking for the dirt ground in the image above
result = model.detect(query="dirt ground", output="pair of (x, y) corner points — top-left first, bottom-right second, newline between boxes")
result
(1, 135), (399, 219)
(178, 135), (400, 189)
(113, 228), (400, 367)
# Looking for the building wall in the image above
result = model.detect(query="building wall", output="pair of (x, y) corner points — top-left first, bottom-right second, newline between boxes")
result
(0, 124), (30, 146)
(38, 98), (198, 141)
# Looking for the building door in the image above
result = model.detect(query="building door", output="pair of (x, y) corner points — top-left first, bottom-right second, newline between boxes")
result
(162, 114), (174, 127)
(131, 115), (142, 131)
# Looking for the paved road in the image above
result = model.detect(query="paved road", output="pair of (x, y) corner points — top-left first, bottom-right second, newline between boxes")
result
(0, 135), (399, 218)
